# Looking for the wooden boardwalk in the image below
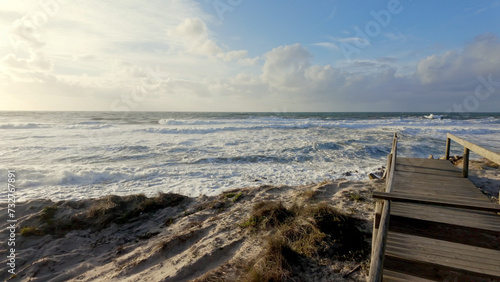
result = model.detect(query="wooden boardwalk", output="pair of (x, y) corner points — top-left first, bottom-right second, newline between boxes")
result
(369, 135), (500, 281)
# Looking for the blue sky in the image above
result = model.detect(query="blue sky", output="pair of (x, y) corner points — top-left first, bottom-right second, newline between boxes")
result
(1, 0), (500, 111)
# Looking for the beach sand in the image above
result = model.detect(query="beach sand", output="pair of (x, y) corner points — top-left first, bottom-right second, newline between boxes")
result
(1, 159), (498, 281)
(1, 179), (384, 281)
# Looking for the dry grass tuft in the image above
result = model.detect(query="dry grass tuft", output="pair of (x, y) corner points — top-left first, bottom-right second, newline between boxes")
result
(244, 236), (296, 282)
(41, 205), (58, 222)
(239, 201), (294, 230)
(240, 201), (370, 280)
(28, 193), (188, 237)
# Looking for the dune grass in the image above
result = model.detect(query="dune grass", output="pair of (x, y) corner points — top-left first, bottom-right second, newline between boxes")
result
(239, 201), (369, 281)
(22, 192), (189, 237)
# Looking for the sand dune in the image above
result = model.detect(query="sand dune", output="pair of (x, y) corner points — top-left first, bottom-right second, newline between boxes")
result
(2, 158), (497, 281)
(1, 179), (385, 281)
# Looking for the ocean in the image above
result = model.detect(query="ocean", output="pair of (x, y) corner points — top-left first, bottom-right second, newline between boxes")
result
(1, 111), (499, 202)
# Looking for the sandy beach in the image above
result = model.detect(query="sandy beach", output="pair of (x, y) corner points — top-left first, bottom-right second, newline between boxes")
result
(1, 158), (498, 282)
(2, 178), (384, 281)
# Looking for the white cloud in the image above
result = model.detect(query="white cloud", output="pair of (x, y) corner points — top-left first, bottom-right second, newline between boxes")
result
(313, 42), (339, 50)
(384, 32), (409, 41)
(416, 34), (500, 86)
(166, 17), (257, 65)
(1, 0), (499, 112)
(261, 44), (312, 90)
(9, 15), (46, 50)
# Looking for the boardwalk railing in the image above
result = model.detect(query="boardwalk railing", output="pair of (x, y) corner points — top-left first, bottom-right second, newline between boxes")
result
(445, 133), (500, 178)
(368, 133), (500, 281)
(368, 133), (397, 281)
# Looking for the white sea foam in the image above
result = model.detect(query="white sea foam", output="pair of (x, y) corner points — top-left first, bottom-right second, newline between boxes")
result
(1, 112), (499, 202)
(0, 123), (51, 129)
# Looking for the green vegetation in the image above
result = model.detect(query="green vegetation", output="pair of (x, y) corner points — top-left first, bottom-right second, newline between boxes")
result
(164, 217), (175, 227)
(41, 205), (58, 222)
(20, 226), (45, 237)
(223, 191), (243, 202)
(239, 201), (293, 230)
(349, 192), (365, 202)
(137, 231), (160, 240)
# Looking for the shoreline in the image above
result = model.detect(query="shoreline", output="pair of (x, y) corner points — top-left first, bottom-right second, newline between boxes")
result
(1, 158), (498, 281)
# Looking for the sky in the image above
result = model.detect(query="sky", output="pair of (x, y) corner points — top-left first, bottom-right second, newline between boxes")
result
(1, 0), (500, 112)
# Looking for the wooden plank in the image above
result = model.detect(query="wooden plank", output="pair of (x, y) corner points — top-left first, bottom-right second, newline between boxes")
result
(394, 161), (463, 179)
(392, 183), (484, 195)
(387, 235), (500, 262)
(386, 232), (500, 276)
(391, 202), (500, 231)
(463, 147), (470, 178)
(372, 191), (500, 212)
(396, 158), (459, 169)
(388, 189), (490, 203)
(391, 189), (484, 199)
(391, 183), (486, 196)
(382, 270), (436, 282)
(448, 133), (500, 165)
(392, 172), (475, 183)
(384, 254), (500, 281)
(392, 177), (477, 188)
(395, 163), (459, 172)
(389, 215), (500, 250)
(395, 167), (461, 178)
(386, 194), (492, 208)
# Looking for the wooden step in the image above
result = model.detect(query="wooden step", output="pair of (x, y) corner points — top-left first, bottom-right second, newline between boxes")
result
(384, 232), (500, 281)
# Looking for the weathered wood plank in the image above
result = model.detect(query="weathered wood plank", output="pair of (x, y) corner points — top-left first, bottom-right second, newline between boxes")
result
(389, 189), (490, 202)
(384, 254), (500, 281)
(391, 202), (500, 231)
(448, 133), (500, 165)
(372, 191), (500, 212)
(386, 233), (500, 276)
(389, 215), (500, 249)
(396, 158), (460, 169)
(382, 270), (436, 282)
(387, 233), (500, 261)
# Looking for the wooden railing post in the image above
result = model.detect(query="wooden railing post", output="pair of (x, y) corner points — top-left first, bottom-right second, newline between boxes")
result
(369, 133), (397, 281)
(368, 200), (391, 282)
(385, 154), (392, 185)
(445, 138), (451, 160)
(463, 147), (469, 178)
(371, 201), (381, 258)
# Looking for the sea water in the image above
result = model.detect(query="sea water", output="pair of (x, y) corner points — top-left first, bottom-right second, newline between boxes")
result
(1, 112), (499, 201)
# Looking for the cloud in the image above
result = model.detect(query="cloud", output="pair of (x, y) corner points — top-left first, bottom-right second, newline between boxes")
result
(377, 57), (398, 63)
(338, 37), (370, 46)
(1, 0), (499, 112)
(416, 34), (500, 86)
(0, 50), (54, 83)
(262, 44), (313, 91)
(166, 17), (256, 65)
(383, 32), (409, 41)
(9, 15), (46, 50)
(313, 42), (339, 50)
(213, 37), (500, 111)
